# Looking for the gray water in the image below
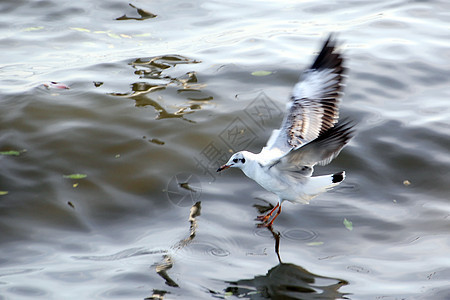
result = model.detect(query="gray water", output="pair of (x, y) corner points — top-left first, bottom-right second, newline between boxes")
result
(1, 0), (449, 299)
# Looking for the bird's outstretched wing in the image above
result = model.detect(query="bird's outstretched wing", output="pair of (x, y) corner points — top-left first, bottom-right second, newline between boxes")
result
(270, 120), (354, 172)
(260, 35), (346, 164)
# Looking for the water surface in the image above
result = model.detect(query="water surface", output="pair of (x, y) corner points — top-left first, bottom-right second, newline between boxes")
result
(1, 0), (449, 299)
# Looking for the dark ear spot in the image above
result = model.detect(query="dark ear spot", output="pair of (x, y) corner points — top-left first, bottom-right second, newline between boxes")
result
(241, 158), (245, 163)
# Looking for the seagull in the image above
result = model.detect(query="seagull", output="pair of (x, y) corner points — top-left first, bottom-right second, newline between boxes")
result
(217, 35), (354, 227)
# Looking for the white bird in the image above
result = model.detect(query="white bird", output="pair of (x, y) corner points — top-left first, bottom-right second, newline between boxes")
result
(217, 35), (354, 227)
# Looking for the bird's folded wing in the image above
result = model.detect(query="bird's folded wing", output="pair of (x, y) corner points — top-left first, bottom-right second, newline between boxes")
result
(270, 121), (354, 172)
(261, 35), (346, 164)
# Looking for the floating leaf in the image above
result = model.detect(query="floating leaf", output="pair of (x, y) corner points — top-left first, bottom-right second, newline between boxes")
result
(133, 33), (152, 37)
(107, 32), (121, 39)
(149, 138), (165, 145)
(63, 174), (87, 179)
(251, 70), (272, 76)
(307, 241), (324, 246)
(115, 154), (121, 158)
(0, 191), (8, 196)
(72, 183), (79, 188)
(23, 26), (44, 32)
(403, 180), (411, 186)
(70, 27), (91, 32)
(0, 150), (21, 156)
(82, 42), (97, 47)
(343, 218), (353, 231)
(68, 201), (75, 208)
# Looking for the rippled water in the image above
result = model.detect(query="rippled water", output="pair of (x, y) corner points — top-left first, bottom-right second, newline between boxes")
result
(1, 0), (450, 299)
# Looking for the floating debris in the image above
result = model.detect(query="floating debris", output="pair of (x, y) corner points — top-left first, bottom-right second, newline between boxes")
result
(63, 174), (87, 179)
(70, 27), (90, 32)
(251, 70), (272, 76)
(116, 3), (157, 21)
(149, 138), (165, 145)
(0, 150), (21, 156)
(307, 241), (324, 246)
(343, 218), (353, 231)
(43, 81), (70, 89)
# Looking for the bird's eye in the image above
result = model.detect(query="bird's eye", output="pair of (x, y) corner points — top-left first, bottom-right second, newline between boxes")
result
(241, 158), (245, 163)
(233, 158), (238, 163)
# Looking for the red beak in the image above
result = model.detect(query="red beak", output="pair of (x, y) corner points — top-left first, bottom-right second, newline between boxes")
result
(217, 164), (230, 172)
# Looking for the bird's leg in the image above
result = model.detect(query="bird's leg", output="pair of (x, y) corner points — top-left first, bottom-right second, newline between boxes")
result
(266, 204), (282, 227)
(256, 202), (279, 223)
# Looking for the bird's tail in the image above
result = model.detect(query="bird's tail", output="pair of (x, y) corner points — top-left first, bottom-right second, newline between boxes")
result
(331, 171), (346, 185)
(303, 171), (346, 199)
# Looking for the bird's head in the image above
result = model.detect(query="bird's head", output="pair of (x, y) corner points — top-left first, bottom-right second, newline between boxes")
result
(217, 151), (249, 172)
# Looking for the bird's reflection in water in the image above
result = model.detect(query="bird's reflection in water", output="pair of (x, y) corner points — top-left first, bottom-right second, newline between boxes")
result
(110, 55), (211, 124)
(147, 201), (201, 299)
(223, 203), (349, 300)
(149, 201), (348, 299)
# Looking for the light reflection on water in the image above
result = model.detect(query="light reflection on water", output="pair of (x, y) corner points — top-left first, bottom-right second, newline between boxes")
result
(1, 0), (450, 299)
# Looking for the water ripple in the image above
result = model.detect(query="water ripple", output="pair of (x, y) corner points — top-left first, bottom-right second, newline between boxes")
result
(176, 241), (230, 262)
(281, 228), (318, 242)
(72, 247), (167, 261)
(1, 0), (449, 299)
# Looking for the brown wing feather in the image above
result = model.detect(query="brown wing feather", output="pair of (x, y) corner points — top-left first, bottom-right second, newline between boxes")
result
(285, 35), (346, 148)
(261, 35), (347, 164)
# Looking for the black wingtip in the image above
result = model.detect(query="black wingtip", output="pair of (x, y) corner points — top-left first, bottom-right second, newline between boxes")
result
(316, 118), (356, 146)
(332, 171), (345, 183)
(310, 33), (345, 74)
